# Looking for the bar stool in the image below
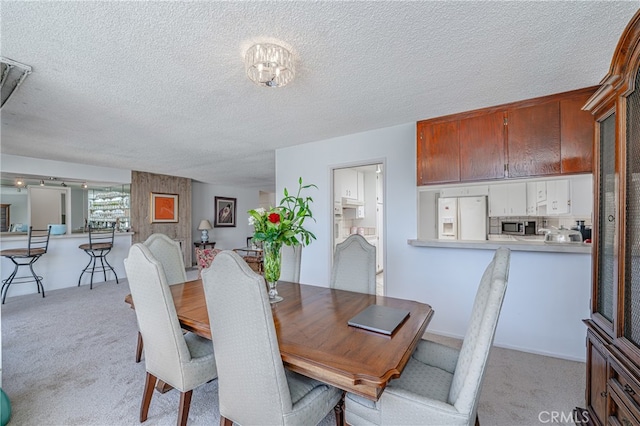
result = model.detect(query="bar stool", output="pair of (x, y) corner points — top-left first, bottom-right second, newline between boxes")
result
(0, 226), (51, 304)
(78, 224), (119, 289)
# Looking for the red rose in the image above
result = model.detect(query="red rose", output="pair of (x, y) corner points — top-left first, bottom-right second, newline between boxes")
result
(268, 212), (280, 224)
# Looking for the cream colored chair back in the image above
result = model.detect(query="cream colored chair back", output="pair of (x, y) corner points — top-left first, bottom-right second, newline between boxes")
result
(143, 233), (187, 285)
(280, 244), (302, 282)
(201, 250), (342, 425)
(331, 234), (376, 294)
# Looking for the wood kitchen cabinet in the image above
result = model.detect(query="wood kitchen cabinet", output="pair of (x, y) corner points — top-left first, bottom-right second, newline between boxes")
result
(561, 93), (595, 174)
(458, 111), (505, 181)
(417, 120), (459, 185)
(582, 10), (640, 426)
(585, 328), (610, 426)
(416, 87), (596, 186)
(1, 204), (10, 232)
(506, 101), (561, 177)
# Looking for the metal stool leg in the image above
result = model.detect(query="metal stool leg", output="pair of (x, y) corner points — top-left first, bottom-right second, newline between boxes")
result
(1, 261), (20, 304)
(79, 248), (119, 289)
(78, 251), (99, 289)
(28, 256), (45, 297)
(102, 250), (119, 284)
(78, 253), (93, 287)
(99, 252), (108, 282)
(2, 255), (45, 303)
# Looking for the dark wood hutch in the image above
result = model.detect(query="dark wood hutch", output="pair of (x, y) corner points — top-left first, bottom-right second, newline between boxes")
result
(583, 9), (640, 426)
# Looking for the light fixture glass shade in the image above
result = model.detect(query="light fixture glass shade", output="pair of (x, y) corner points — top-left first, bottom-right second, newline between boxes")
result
(245, 43), (295, 88)
(1, 57), (32, 109)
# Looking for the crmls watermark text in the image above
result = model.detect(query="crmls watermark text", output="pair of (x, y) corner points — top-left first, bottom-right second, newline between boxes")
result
(538, 410), (590, 424)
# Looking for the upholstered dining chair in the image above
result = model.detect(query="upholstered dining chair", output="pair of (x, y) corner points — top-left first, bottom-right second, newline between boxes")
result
(133, 233), (188, 363)
(124, 244), (217, 426)
(194, 247), (222, 277)
(143, 233), (187, 285)
(201, 250), (344, 426)
(331, 234), (376, 294)
(344, 247), (511, 426)
(280, 244), (302, 282)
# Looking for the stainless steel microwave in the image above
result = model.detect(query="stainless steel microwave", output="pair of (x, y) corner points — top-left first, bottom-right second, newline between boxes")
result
(502, 221), (536, 235)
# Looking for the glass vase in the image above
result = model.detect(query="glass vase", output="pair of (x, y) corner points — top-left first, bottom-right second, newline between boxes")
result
(262, 240), (283, 303)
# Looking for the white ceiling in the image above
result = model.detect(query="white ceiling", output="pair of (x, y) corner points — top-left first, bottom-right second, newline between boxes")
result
(1, 2), (637, 191)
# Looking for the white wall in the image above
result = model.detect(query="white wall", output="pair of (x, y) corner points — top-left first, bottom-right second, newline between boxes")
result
(191, 182), (259, 251)
(276, 122), (591, 361)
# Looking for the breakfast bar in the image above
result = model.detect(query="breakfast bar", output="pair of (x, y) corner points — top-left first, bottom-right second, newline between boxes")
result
(0, 232), (132, 299)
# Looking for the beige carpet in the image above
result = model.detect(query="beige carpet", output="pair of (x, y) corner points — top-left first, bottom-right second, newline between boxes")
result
(1, 275), (585, 425)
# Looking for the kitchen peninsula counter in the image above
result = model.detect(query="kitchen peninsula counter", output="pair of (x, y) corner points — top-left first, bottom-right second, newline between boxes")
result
(407, 238), (592, 254)
(0, 232), (133, 300)
(0, 231), (134, 240)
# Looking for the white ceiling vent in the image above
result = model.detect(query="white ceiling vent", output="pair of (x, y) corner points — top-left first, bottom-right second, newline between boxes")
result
(1, 57), (32, 109)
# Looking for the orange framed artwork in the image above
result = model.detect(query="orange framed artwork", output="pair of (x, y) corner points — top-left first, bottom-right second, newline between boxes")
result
(150, 193), (179, 223)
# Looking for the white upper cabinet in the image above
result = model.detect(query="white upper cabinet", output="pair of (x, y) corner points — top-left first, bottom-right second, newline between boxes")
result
(569, 174), (593, 217)
(489, 182), (526, 216)
(526, 182), (538, 216)
(536, 181), (547, 203)
(335, 169), (363, 201)
(545, 179), (570, 215)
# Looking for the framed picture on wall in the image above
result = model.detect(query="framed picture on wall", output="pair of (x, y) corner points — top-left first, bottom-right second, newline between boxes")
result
(214, 196), (236, 227)
(150, 192), (179, 223)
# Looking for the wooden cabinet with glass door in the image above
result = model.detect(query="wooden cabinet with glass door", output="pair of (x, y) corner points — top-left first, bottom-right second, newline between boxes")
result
(583, 9), (640, 426)
(0, 204), (9, 232)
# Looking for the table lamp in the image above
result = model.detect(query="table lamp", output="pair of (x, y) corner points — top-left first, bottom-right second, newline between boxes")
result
(198, 219), (213, 243)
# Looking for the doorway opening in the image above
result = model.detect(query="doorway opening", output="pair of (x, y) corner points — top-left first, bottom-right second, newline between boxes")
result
(332, 163), (384, 295)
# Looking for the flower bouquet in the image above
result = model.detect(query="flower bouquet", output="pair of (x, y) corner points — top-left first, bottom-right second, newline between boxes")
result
(248, 177), (317, 302)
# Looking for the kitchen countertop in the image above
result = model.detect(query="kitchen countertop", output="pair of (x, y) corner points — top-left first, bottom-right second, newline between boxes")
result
(407, 238), (592, 254)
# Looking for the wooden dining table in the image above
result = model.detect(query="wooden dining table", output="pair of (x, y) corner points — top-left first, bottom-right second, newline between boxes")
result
(125, 279), (434, 401)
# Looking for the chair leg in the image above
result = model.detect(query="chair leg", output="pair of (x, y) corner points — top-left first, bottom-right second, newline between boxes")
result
(78, 253), (93, 287)
(334, 392), (345, 426)
(177, 390), (192, 426)
(1, 261), (19, 304)
(102, 252), (119, 283)
(220, 417), (233, 426)
(136, 331), (144, 363)
(28, 258), (45, 298)
(140, 372), (156, 422)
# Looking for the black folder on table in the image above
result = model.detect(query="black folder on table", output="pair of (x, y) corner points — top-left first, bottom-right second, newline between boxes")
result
(348, 305), (410, 335)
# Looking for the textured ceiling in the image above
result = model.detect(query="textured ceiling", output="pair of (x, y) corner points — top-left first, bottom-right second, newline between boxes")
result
(1, 2), (638, 191)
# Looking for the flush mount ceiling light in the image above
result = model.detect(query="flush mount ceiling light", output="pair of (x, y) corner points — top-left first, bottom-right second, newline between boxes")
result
(245, 43), (295, 88)
(1, 57), (32, 108)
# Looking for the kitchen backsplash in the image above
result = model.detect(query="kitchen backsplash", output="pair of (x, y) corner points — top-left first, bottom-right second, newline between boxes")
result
(338, 223), (376, 237)
(489, 216), (592, 235)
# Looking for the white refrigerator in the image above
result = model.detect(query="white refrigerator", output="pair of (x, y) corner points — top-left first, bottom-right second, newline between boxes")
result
(437, 196), (487, 241)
